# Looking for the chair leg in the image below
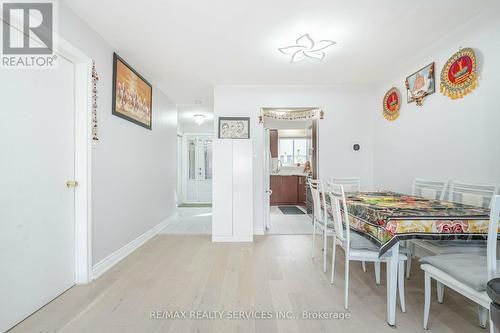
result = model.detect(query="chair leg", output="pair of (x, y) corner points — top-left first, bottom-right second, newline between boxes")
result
(330, 237), (336, 284)
(398, 260), (406, 313)
(344, 257), (350, 310)
(362, 261), (366, 272)
(478, 305), (488, 329)
(311, 218), (316, 259)
(374, 261), (381, 285)
(423, 272), (431, 330)
(436, 281), (444, 304)
(405, 253), (412, 280)
(323, 228), (327, 273)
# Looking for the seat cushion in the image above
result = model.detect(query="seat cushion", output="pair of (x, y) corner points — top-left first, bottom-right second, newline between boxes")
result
(488, 278), (500, 305)
(349, 232), (378, 251)
(420, 254), (499, 291)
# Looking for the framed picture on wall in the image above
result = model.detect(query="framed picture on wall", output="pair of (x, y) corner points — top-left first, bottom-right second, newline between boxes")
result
(405, 62), (435, 106)
(112, 53), (153, 129)
(218, 117), (250, 139)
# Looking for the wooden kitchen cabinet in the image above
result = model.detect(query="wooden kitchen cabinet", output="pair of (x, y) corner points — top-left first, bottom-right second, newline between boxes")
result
(269, 130), (278, 158)
(280, 176), (298, 204)
(270, 175), (280, 205)
(270, 175), (306, 206)
(297, 176), (306, 205)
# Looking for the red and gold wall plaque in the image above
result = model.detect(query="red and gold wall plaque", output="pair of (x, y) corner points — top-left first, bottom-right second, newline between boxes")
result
(440, 48), (477, 99)
(383, 87), (401, 121)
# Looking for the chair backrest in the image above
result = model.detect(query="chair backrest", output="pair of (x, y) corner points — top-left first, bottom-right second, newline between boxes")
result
(412, 178), (448, 201)
(487, 195), (500, 280)
(449, 181), (499, 208)
(331, 177), (360, 193)
(326, 182), (350, 248)
(307, 179), (327, 223)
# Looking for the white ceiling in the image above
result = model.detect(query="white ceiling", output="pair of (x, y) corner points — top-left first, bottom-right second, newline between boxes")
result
(63, 0), (497, 115)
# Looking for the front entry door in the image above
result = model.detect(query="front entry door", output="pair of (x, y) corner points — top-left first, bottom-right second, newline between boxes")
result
(0, 55), (76, 331)
(185, 135), (213, 203)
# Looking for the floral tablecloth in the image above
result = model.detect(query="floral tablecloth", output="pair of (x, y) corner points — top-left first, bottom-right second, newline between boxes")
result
(340, 191), (491, 256)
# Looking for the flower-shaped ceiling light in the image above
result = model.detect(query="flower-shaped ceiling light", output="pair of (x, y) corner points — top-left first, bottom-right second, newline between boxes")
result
(278, 34), (336, 63)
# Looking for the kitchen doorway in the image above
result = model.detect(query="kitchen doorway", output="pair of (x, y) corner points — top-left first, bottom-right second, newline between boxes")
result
(262, 108), (319, 235)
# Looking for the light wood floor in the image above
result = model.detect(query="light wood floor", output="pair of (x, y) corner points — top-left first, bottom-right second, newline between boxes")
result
(160, 207), (212, 234)
(10, 235), (486, 333)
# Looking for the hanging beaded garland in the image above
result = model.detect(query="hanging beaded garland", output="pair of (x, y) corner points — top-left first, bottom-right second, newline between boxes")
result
(260, 108), (321, 123)
(92, 61), (100, 143)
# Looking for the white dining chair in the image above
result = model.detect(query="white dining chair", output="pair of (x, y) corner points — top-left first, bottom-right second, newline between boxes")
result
(406, 178), (449, 279)
(331, 177), (373, 273)
(327, 182), (408, 311)
(412, 178), (448, 201)
(449, 181), (499, 209)
(308, 179), (334, 273)
(331, 177), (361, 193)
(411, 181), (499, 265)
(421, 195), (500, 331)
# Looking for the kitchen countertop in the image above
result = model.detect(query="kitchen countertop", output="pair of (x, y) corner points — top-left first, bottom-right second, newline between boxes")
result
(271, 166), (310, 177)
(271, 172), (309, 176)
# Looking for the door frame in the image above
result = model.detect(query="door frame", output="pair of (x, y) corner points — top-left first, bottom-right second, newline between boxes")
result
(181, 132), (214, 204)
(261, 108), (321, 233)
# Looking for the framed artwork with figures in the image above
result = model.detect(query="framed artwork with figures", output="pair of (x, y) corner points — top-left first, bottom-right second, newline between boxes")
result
(218, 117), (250, 139)
(405, 62), (435, 106)
(112, 53), (153, 129)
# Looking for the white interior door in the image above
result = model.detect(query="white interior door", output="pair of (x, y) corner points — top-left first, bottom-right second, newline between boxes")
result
(0, 56), (76, 331)
(185, 135), (213, 203)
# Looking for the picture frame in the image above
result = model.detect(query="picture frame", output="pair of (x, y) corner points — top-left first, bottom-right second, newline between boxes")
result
(405, 62), (435, 106)
(218, 117), (250, 139)
(112, 53), (153, 129)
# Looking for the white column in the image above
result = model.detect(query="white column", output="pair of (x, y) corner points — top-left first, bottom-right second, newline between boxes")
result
(212, 139), (253, 242)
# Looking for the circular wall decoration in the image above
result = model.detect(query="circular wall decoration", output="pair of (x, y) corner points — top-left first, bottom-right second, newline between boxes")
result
(382, 87), (401, 121)
(440, 47), (477, 99)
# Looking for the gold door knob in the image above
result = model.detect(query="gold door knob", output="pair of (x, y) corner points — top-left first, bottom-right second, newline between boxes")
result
(66, 180), (79, 188)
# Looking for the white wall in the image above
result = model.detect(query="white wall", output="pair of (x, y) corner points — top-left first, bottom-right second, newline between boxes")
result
(213, 85), (374, 233)
(59, 2), (178, 264)
(178, 119), (214, 134)
(372, 6), (500, 194)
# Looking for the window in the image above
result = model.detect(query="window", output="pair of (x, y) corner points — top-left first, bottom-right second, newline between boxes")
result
(204, 140), (213, 179)
(188, 139), (196, 180)
(278, 138), (308, 166)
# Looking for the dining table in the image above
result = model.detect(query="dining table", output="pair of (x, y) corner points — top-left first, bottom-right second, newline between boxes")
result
(340, 191), (492, 326)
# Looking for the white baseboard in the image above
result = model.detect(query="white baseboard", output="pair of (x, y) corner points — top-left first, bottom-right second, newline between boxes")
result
(92, 213), (178, 280)
(254, 226), (265, 235)
(212, 235), (253, 242)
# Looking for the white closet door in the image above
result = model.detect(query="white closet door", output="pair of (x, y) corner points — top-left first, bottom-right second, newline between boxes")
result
(0, 56), (76, 332)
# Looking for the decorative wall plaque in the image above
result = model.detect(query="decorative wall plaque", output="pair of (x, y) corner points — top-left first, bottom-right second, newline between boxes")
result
(440, 47), (477, 100)
(383, 87), (401, 121)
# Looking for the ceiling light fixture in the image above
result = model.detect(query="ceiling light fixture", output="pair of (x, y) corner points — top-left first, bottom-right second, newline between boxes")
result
(278, 34), (336, 63)
(193, 114), (206, 125)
